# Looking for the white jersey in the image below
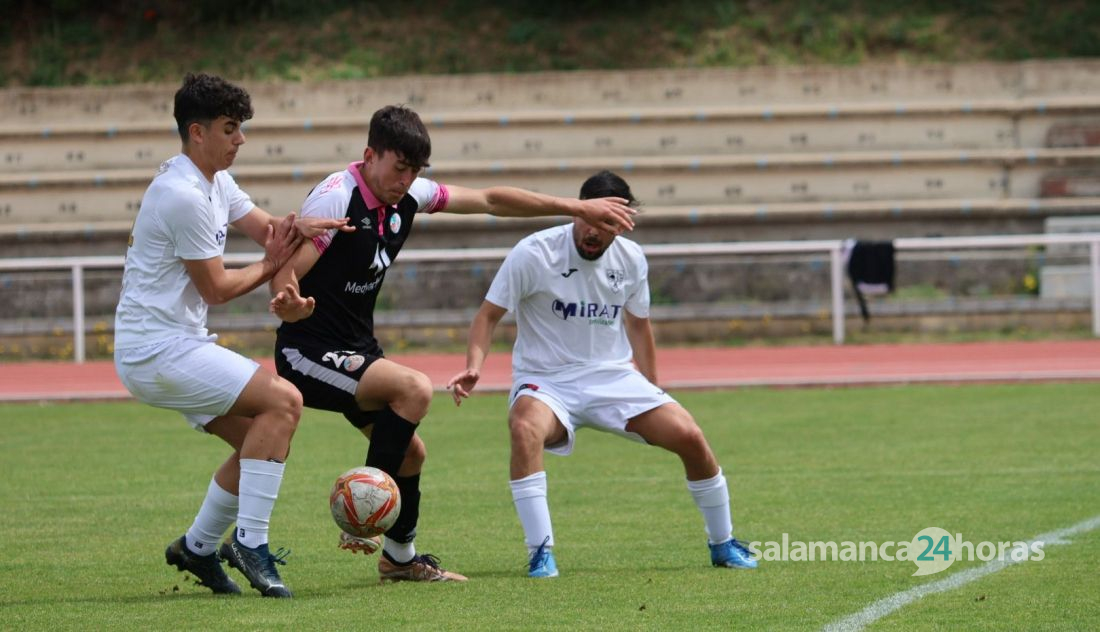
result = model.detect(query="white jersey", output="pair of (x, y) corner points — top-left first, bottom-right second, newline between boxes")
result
(114, 154), (254, 349)
(486, 223), (650, 377)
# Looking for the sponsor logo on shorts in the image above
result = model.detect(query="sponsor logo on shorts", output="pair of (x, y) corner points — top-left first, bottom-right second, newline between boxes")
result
(514, 383), (540, 397)
(322, 350), (366, 373)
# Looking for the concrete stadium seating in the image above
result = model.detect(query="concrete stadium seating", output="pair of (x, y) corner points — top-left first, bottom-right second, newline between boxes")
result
(2, 59), (1100, 243)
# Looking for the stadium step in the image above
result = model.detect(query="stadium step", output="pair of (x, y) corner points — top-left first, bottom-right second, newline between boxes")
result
(5, 59), (1100, 124)
(2, 97), (1098, 173)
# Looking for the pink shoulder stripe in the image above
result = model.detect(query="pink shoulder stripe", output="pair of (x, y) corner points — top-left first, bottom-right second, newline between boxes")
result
(424, 184), (449, 214)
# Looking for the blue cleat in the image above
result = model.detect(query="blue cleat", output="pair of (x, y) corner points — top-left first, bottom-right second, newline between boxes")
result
(528, 537), (559, 578)
(710, 538), (758, 569)
(219, 534), (293, 597)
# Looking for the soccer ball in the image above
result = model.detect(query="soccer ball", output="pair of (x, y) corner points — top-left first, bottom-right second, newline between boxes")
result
(329, 466), (401, 538)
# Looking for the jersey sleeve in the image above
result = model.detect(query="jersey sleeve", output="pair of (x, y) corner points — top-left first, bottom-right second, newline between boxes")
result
(485, 241), (532, 312)
(300, 171), (353, 254)
(159, 190), (223, 261)
(624, 252), (651, 318)
(223, 173), (255, 222)
(407, 177), (449, 214)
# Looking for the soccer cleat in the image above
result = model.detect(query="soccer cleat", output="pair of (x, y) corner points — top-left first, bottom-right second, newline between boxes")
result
(165, 535), (241, 594)
(527, 538), (559, 578)
(339, 531), (381, 555)
(709, 538), (758, 569)
(378, 551), (468, 583)
(219, 535), (293, 597)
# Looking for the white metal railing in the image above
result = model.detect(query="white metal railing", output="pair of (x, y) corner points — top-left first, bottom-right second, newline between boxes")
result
(3, 232), (1100, 363)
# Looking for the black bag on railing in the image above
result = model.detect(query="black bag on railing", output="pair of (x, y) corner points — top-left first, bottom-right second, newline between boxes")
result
(844, 239), (896, 322)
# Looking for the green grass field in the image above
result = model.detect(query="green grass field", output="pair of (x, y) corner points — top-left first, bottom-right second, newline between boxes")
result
(2, 384), (1098, 630)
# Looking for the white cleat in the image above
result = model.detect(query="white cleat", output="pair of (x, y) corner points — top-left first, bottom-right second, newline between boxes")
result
(339, 531), (382, 556)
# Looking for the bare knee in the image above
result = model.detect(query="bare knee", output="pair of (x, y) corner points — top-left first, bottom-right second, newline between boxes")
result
(380, 372), (433, 422)
(267, 378), (303, 434)
(509, 414), (546, 450)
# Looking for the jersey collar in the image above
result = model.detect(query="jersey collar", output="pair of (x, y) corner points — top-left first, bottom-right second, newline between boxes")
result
(347, 161), (396, 211)
(178, 153), (213, 197)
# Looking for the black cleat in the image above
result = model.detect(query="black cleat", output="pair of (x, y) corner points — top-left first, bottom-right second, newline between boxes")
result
(165, 535), (241, 594)
(219, 535), (293, 598)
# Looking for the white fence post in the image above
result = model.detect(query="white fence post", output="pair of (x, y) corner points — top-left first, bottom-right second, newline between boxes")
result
(830, 244), (845, 344)
(1092, 241), (1100, 338)
(72, 264), (85, 364)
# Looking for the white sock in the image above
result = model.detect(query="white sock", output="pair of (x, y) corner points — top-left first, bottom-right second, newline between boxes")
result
(687, 468), (733, 545)
(236, 458), (285, 549)
(383, 539), (416, 564)
(510, 471), (553, 556)
(186, 477), (239, 556)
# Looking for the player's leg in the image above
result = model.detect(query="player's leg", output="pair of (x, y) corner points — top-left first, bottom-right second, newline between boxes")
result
(626, 404), (756, 569)
(165, 414), (252, 594)
(339, 417), (427, 557)
(217, 367), (303, 596)
(119, 338), (300, 594)
(354, 361), (429, 557)
(179, 415), (251, 556)
(509, 393), (570, 578)
(625, 402), (718, 479)
(352, 361), (466, 582)
(354, 358), (432, 477)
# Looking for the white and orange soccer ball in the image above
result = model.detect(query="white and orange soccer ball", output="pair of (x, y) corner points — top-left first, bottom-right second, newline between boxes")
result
(329, 466), (401, 538)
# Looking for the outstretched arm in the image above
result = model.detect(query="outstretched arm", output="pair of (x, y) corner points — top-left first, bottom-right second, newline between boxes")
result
(441, 185), (635, 234)
(233, 206), (353, 246)
(624, 311), (658, 385)
(446, 300), (508, 405)
(184, 213), (300, 306)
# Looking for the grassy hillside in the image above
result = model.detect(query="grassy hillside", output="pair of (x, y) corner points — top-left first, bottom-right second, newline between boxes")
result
(2, 0), (1099, 87)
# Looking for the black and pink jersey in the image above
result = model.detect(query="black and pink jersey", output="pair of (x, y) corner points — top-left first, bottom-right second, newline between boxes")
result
(276, 162), (448, 352)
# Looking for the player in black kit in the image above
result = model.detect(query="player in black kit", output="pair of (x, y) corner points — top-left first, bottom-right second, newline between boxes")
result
(270, 105), (635, 582)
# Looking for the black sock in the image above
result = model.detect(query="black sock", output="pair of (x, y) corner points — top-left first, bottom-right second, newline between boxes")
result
(364, 406), (417, 477)
(384, 473), (421, 544)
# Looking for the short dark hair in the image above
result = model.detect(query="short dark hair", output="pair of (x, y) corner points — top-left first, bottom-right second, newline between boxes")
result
(367, 105), (432, 169)
(579, 170), (638, 206)
(173, 73), (253, 143)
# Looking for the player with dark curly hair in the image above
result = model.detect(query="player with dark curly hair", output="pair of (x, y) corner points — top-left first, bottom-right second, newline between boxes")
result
(172, 72), (255, 143)
(114, 73), (348, 598)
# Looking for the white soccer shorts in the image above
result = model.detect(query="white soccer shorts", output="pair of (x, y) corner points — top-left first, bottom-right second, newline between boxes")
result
(114, 335), (260, 431)
(508, 365), (676, 456)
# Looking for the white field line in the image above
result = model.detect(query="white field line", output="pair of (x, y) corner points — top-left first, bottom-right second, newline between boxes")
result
(822, 514), (1100, 632)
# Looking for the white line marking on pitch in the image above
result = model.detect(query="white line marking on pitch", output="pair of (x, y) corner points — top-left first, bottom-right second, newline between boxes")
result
(822, 514), (1100, 632)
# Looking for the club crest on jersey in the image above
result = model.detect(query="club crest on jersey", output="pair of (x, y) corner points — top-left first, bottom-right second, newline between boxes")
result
(388, 213), (401, 233)
(606, 269), (625, 292)
(215, 222), (227, 245)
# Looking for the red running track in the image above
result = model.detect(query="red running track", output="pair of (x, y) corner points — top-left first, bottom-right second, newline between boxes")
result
(2, 339), (1099, 403)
